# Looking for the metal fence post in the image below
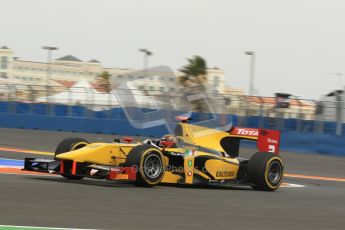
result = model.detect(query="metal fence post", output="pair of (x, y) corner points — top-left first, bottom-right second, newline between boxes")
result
(46, 85), (53, 116)
(259, 97), (264, 128)
(4, 84), (10, 113)
(339, 86), (345, 135)
(86, 87), (93, 118)
(313, 100), (323, 134)
(107, 88), (112, 118)
(28, 85), (33, 114)
(336, 91), (342, 135)
(67, 87), (72, 116)
(296, 101), (302, 132)
(8, 84), (16, 113)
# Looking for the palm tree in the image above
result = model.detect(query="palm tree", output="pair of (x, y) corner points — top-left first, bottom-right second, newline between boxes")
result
(179, 55), (207, 85)
(179, 56), (208, 112)
(97, 71), (112, 93)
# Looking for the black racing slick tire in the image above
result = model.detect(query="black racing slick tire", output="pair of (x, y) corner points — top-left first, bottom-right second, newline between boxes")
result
(247, 152), (284, 191)
(55, 137), (90, 180)
(125, 144), (165, 187)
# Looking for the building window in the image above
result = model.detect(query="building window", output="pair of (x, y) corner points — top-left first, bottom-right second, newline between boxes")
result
(1, 56), (8, 69)
(0, 72), (7, 78)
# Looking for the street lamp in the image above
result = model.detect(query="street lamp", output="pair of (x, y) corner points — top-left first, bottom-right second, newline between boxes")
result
(329, 72), (343, 89)
(245, 51), (255, 96)
(42, 46), (58, 86)
(139, 48), (153, 78)
(328, 73), (343, 135)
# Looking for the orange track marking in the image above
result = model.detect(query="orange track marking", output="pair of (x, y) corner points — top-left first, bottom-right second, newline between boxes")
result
(0, 167), (54, 176)
(0, 147), (53, 155)
(285, 173), (345, 182)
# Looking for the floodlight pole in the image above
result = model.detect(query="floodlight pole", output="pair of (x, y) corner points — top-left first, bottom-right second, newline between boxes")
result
(43, 46), (58, 87)
(329, 73), (343, 135)
(139, 48), (153, 78)
(245, 51), (255, 96)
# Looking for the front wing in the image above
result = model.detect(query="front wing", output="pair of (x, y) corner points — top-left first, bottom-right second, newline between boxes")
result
(23, 158), (137, 181)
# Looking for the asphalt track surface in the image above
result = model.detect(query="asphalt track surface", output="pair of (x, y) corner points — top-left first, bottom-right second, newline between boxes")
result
(0, 128), (344, 230)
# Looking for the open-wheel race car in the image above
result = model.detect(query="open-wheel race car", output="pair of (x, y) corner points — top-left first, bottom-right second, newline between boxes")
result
(24, 119), (284, 191)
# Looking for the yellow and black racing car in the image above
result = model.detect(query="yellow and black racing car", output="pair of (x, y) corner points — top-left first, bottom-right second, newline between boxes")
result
(24, 119), (284, 191)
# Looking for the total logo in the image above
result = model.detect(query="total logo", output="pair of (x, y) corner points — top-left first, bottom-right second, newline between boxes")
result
(235, 128), (258, 136)
(267, 138), (278, 144)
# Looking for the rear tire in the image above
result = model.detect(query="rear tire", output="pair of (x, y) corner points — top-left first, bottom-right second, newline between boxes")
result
(247, 152), (284, 191)
(55, 137), (90, 180)
(125, 144), (165, 187)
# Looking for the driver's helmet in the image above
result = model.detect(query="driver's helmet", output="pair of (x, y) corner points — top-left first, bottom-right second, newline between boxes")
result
(159, 134), (177, 147)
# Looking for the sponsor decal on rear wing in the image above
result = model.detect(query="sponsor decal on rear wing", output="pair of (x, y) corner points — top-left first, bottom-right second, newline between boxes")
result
(257, 129), (280, 154)
(230, 127), (259, 138)
(229, 127), (280, 154)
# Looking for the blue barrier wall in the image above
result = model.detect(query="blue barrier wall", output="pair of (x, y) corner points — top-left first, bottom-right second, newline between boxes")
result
(0, 113), (168, 137)
(240, 132), (345, 156)
(281, 132), (345, 156)
(0, 102), (344, 156)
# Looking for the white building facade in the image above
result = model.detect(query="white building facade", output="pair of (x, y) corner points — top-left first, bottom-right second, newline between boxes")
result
(0, 46), (227, 95)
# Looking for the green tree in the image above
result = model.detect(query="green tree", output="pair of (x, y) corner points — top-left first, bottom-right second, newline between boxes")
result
(97, 71), (112, 93)
(179, 55), (207, 85)
(179, 55), (208, 112)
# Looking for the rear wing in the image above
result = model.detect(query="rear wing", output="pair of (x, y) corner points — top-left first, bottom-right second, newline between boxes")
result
(229, 127), (280, 154)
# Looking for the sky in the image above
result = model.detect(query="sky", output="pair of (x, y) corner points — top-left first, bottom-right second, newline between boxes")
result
(1, 0), (344, 99)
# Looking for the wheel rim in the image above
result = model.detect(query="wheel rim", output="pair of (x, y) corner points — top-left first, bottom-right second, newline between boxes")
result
(143, 153), (162, 179)
(268, 161), (282, 184)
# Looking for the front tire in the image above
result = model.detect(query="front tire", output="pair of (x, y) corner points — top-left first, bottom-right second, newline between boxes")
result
(55, 137), (90, 180)
(247, 152), (284, 191)
(125, 144), (165, 187)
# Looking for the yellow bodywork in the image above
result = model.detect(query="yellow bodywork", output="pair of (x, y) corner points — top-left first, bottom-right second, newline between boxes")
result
(56, 142), (170, 167)
(55, 143), (133, 165)
(55, 122), (243, 184)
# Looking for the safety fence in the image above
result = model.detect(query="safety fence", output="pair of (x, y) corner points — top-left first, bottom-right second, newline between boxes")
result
(0, 101), (344, 137)
(0, 102), (344, 155)
(0, 83), (344, 136)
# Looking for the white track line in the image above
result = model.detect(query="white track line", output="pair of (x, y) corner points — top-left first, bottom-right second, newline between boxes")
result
(281, 183), (306, 188)
(0, 158), (24, 161)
